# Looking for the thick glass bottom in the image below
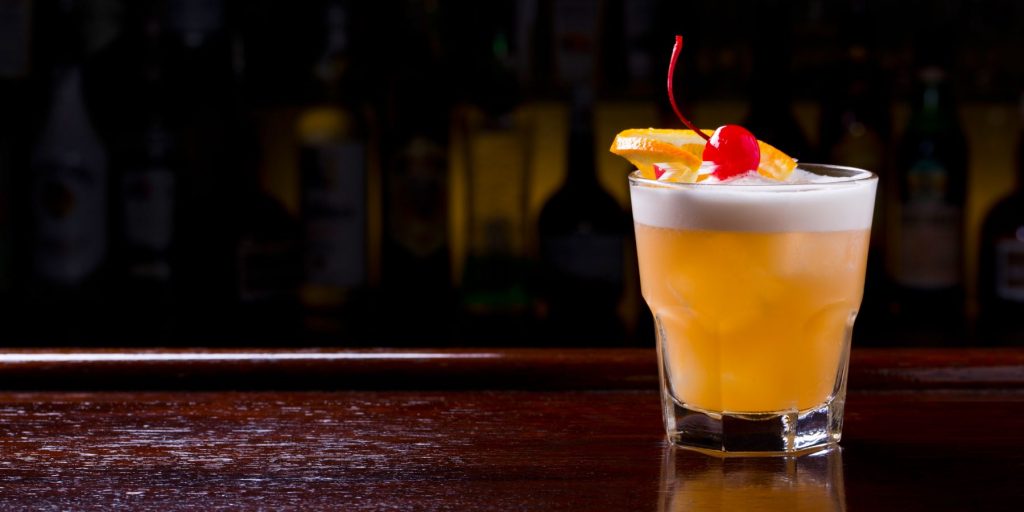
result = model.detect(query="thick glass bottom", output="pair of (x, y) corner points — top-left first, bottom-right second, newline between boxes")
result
(663, 394), (844, 456)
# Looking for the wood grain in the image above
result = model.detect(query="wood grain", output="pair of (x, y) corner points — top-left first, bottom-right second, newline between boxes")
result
(0, 389), (1019, 510)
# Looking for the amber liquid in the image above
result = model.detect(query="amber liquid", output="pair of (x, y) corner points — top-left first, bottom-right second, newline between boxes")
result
(636, 224), (870, 412)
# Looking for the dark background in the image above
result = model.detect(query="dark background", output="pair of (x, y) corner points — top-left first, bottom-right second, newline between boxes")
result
(0, 0), (1021, 347)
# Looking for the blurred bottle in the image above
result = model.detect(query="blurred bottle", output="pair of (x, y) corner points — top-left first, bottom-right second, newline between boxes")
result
(820, 2), (889, 170)
(457, 6), (533, 343)
(162, 0), (239, 341)
(0, 0), (31, 81)
(818, 0), (891, 343)
(231, 18), (302, 345)
(552, 0), (599, 90)
(25, 0), (112, 343)
(596, 0), (655, 345)
(380, 0), (453, 344)
(537, 88), (628, 345)
(619, 0), (657, 99)
(296, 0), (374, 342)
(596, 0), (628, 99)
(92, 5), (181, 342)
(525, 0), (555, 98)
(888, 49), (968, 344)
(115, 113), (180, 340)
(977, 97), (1024, 345)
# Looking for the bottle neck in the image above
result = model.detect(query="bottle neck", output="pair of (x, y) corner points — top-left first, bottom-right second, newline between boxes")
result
(315, 0), (351, 105)
(167, 0), (225, 50)
(912, 68), (956, 122)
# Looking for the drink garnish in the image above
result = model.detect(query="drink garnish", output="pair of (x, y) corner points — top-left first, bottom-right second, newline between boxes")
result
(668, 35), (760, 180)
(610, 128), (703, 180)
(703, 124), (760, 179)
(610, 36), (797, 183)
(653, 162), (701, 182)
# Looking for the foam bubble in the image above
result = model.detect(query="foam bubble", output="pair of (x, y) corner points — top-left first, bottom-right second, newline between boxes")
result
(630, 167), (877, 232)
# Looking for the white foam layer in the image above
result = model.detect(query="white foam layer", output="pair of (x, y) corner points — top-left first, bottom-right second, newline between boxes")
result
(630, 169), (877, 232)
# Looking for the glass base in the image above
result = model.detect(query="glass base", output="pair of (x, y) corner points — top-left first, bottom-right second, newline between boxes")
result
(664, 395), (844, 456)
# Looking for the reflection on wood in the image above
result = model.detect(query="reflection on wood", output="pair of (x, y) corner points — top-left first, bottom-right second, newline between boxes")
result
(659, 446), (845, 512)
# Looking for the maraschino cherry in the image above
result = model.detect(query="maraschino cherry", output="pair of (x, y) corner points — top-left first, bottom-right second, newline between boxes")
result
(703, 125), (760, 178)
(667, 35), (760, 180)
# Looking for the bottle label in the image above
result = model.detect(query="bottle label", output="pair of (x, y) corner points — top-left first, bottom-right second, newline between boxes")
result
(300, 141), (366, 288)
(388, 137), (447, 258)
(123, 168), (175, 252)
(553, 0), (599, 86)
(32, 162), (108, 284)
(895, 158), (961, 288)
(896, 203), (961, 288)
(544, 234), (623, 284)
(624, 0), (656, 85)
(996, 239), (1024, 302)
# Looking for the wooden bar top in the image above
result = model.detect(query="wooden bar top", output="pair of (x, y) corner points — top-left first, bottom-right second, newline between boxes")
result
(0, 348), (1021, 510)
(0, 347), (1021, 389)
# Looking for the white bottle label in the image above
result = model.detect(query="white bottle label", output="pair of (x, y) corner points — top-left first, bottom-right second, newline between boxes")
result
(33, 162), (108, 284)
(123, 168), (175, 251)
(302, 141), (365, 288)
(996, 239), (1024, 302)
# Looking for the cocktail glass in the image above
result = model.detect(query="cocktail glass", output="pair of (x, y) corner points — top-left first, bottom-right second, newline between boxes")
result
(630, 164), (877, 455)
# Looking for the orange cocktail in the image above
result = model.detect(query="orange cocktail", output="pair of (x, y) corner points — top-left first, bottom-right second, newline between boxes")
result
(629, 164), (877, 453)
(636, 225), (868, 412)
(614, 35), (877, 454)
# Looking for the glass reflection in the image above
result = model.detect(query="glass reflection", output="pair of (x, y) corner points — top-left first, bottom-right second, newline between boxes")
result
(658, 445), (846, 512)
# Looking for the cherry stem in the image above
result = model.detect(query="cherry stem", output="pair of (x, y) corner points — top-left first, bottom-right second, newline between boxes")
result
(667, 35), (709, 142)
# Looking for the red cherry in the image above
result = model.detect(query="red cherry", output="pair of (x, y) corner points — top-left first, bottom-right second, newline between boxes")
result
(702, 125), (760, 179)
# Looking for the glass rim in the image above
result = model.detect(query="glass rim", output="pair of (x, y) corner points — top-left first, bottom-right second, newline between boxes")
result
(628, 163), (877, 190)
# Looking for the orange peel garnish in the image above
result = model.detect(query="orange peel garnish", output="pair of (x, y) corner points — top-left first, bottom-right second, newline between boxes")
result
(756, 140), (798, 181)
(611, 128), (797, 182)
(610, 129), (710, 181)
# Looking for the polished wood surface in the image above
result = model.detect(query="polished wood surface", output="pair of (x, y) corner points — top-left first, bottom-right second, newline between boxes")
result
(0, 389), (1019, 510)
(0, 348), (1020, 509)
